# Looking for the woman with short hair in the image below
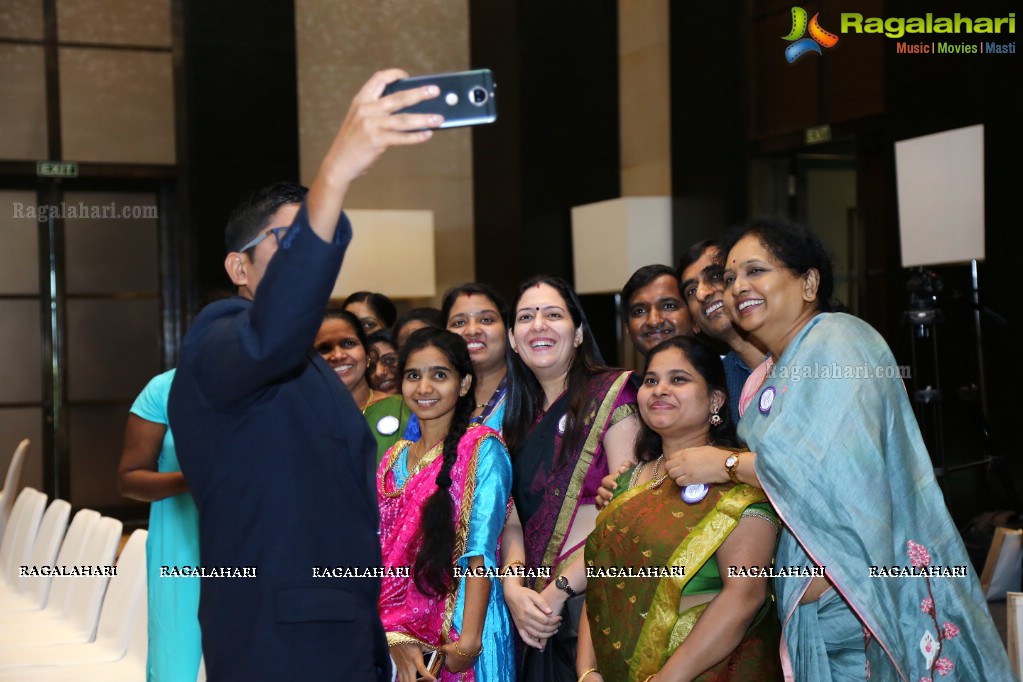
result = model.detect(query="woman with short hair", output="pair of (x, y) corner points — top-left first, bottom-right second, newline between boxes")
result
(665, 217), (1013, 680)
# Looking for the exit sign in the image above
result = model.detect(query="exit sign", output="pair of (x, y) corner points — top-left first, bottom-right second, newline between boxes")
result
(37, 161), (78, 178)
(805, 125), (832, 145)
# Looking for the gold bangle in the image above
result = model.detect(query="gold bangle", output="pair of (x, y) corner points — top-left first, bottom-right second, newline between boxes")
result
(578, 668), (599, 682)
(643, 676), (656, 682)
(452, 641), (483, 658)
(501, 560), (526, 581)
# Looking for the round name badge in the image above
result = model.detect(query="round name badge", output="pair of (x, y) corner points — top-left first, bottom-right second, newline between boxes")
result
(681, 483), (709, 504)
(376, 415), (400, 435)
(758, 386), (776, 415)
(557, 414), (567, 434)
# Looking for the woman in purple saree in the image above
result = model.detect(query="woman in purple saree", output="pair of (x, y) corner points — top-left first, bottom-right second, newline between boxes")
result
(500, 276), (641, 681)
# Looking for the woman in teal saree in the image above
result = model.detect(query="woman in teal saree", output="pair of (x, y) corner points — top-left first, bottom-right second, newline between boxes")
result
(663, 218), (1015, 681)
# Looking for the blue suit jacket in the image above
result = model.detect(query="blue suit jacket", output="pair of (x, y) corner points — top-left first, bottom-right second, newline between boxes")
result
(169, 204), (389, 681)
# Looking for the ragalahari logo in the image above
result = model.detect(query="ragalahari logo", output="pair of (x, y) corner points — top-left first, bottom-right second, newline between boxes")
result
(783, 7), (839, 62)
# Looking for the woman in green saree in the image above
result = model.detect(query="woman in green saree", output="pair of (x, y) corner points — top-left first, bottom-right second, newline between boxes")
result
(577, 336), (783, 682)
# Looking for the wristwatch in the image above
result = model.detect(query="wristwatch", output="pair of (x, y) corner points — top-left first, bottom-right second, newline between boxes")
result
(724, 453), (741, 484)
(555, 574), (578, 597)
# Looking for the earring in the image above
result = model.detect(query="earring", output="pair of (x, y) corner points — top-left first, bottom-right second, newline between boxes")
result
(709, 408), (723, 427)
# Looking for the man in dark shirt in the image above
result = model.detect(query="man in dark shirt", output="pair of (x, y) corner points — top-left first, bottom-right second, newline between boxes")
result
(169, 70), (440, 681)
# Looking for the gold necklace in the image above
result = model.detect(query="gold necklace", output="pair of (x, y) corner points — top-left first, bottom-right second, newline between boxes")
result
(380, 440), (443, 498)
(359, 389), (381, 414)
(629, 455), (667, 490)
(650, 455), (668, 488)
(628, 460), (647, 489)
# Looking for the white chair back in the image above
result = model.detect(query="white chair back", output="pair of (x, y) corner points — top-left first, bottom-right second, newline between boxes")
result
(124, 573), (149, 667)
(0, 487), (46, 587)
(93, 529), (147, 656)
(8, 499), (70, 600)
(57, 516), (122, 637)
(37, 509), (102, 616)
(0, 439), (30, 539)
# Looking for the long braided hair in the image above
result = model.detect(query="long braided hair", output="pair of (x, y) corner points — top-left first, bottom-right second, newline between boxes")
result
(398, 327), (478, 598)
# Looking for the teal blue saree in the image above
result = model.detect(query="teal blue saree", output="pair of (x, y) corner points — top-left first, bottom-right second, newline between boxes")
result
(739, 313), (1015, 681)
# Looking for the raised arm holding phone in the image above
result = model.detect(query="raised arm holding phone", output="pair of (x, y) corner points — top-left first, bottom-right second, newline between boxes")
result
(168, 70), (440, 682)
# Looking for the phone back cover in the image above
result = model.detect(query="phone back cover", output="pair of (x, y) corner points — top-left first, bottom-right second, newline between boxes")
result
(384, 69), (497, 128)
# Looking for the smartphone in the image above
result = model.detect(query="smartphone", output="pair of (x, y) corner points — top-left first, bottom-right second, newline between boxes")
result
(415, 648), (445, 681)
(383, 69), (497, 129)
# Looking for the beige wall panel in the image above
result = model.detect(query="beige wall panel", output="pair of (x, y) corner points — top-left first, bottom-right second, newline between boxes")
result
(346, 170), (473, 296)
(57, 0), (171, 47)
(296, 0), (473, 300)
(0, 191), (40, 294)
(618, 0), (671, 196)
(0, 0), (43, 40)
(621, 159), (672, 198)
(0, 45), (48, 160)
(619, 0), (667, 53)
(619, 44), (671, 195)
(59, 48), (175, 164)
(63, 190), (160, 294)
(0, 300), (42, 404)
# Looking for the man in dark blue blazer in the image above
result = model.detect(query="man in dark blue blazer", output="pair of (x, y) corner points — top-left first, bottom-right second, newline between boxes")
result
(168, 70), (441, 681)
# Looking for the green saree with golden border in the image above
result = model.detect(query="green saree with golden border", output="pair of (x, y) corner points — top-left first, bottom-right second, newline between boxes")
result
(584, 479), (783, 681)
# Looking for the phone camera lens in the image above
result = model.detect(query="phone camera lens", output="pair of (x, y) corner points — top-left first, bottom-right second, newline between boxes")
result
(469, 86), (489, 106)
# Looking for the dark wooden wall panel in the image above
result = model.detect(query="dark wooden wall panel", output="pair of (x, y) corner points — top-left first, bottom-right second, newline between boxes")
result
(179, 0), (300, 301)
(470, 0), (620, 298)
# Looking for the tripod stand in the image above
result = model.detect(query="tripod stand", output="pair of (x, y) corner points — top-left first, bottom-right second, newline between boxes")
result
(902, 306), (946, 481)
(900, 267), (1021, 513)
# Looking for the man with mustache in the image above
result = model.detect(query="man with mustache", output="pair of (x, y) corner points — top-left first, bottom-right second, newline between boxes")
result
(678, 240), (767, 424)
(620, 264), (693, 355)
(597, 245), (768, 511)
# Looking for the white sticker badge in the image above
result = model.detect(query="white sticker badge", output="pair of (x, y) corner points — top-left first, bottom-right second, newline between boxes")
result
(376, 416), (400, 436)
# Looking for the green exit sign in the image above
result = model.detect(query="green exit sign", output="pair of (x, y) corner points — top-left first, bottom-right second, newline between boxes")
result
(37, 161), (78, 178)
(805, 125), (832, 145)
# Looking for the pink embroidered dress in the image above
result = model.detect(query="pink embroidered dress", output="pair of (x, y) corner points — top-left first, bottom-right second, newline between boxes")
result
(377, 424), (515, 681)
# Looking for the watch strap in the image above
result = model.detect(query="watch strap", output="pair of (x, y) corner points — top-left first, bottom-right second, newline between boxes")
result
(725, 453), (741, 484)
(556, 574), (578, 597)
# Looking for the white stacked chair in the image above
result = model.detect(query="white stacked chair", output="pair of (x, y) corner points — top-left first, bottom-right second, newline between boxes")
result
(0, 542), (148, 681)
(0, 515), (122, 649)
(0, 498), (69, 606)
(0, 528), (147, 673)
(0, 487), (47, 589)
(0, 439), (30, 540)
(0, 507), (98, 614)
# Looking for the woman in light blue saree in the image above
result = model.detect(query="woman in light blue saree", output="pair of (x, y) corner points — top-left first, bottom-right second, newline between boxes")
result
(662, 218), (1015, 681)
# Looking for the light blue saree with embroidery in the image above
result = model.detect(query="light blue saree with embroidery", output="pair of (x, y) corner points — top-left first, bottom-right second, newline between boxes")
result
(739, 313), (1015, 682)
